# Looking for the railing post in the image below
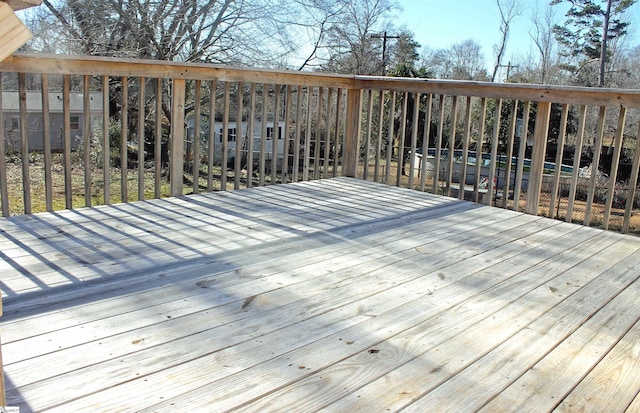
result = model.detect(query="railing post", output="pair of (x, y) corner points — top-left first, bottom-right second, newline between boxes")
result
(343, 88), (362, 178)
(526, 101), (551, 215)
(170, 78), (186, 197)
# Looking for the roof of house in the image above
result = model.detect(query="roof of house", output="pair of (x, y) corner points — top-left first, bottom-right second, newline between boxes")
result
(1, 91), (103, 113)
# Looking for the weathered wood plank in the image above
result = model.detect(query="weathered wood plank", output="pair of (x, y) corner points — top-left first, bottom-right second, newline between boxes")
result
(3, 201), (499, 359)
(7, 205), (540, 408)
(1, 179), (484, 316)
(5, 209), (532, 408)
(139, 224), (596, 412)
(479, 260), (640, 412)
(0, 3), (31, 61)
(3, 0), (42, 11)
(242, 227), (623, 412)
(1, 178), (639, 412)
(391, 240), (640, 412)
(556, 317), (640, 412)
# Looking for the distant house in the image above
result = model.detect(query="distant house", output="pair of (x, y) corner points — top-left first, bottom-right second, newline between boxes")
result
(186, 117), (286, 167)
(1, 91), (103, 152)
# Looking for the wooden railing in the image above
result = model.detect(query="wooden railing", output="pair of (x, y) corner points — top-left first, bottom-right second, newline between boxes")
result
(2, 53), (640, 234)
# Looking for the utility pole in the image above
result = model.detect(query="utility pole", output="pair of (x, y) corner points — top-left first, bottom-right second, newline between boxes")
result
(371, 31), (400, 75)
(497, 60), (518, 81)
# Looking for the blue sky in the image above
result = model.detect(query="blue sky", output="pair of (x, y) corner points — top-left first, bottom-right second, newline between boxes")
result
(396, 0), (640, 71)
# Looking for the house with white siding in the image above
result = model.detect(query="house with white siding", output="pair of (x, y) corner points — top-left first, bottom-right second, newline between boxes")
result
(1, 90), (103, 152)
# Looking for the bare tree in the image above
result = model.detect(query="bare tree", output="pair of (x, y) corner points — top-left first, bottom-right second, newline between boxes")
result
(28, 0), (350, 69)
(529, 2), (557, 83)
(491, 0), (523, 82)
(423, 40), (488, 80)
(321, 0), (400, 75)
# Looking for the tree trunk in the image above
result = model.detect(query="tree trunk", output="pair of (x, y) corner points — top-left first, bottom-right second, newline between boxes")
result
(599, 0), (612, 87)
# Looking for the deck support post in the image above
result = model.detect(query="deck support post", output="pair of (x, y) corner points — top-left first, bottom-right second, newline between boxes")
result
(343, 88), (362, 178)
(170, 78), (186, 197)
(526, 101), (551, 215)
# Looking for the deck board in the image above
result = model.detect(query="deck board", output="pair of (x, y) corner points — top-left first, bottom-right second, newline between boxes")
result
(1, 177), (639, 412)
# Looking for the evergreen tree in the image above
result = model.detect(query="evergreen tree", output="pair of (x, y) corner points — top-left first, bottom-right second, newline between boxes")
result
(551, 0), (636, 86)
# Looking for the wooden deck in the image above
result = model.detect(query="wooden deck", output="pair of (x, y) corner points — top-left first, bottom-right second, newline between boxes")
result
(1, 177), (640, 412)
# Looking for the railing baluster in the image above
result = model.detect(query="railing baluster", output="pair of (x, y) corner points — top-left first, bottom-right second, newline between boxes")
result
(487, 98), (501, 206)
(207, 80), (216, 192)
(386, 91), (395, 186)
(459, 96), (472, 200)
(170, 78), (186, 197)
(235, 82), (243, 190)
(433, 94), (445, 194)
(502, 100), (518, 208)
(363, 89), (373, 181)
(566, 105), (587, 222)
(375, 90), (384, 184)
(121, 76), (128, 203)
(293, 86), (302, 182)
(83, 75), (92, 207)
(333, 88), (344, 178)
(303, 87), (312, 181)
(62, 74), (72, 209)
(221, 82), (230, 191)
(42, 74), (53, 211)
(0, 73), (8, 217)
(550, 104), (569, 219)
(408, 92), (420, 190)
(19, 73), (30, 213)
(247, 83), (256, 187)
(314, 87), (324, 180)
(282, 85), (292, 183)
(446, 96), (459, 197)
(260, 84), (269, 185)
(396, 92), (408, 187)
(155, 78), (162, 199)
(473, 98), (487, 204)
(138, 77), (146, 200)
(584, 106), (606, 226)
(513, 101), (531, 211)
(602, 106), (626, 230)
(193, 79), (202, 194)
(102, 75), (111, 204)
(419, 93), (433, 192)
(271, 84), (280, 184)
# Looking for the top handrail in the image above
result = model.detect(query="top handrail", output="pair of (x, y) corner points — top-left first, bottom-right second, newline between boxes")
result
(3, 53), (640, 107)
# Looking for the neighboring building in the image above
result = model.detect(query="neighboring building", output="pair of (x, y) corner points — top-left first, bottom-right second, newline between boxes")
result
(1, 91), (103, 152)
(186, 117), (286, 168)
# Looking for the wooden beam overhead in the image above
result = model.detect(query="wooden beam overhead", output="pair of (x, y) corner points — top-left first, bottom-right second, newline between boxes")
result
(3, 0), (42, 11)
(0, 2), (32, 62)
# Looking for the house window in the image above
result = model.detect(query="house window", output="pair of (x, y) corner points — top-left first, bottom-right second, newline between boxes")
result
(5, 116), (19, 130)
(267, 126), (282, 139)
(70, 116), (80, 130)
(219, 128), (237, 142)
